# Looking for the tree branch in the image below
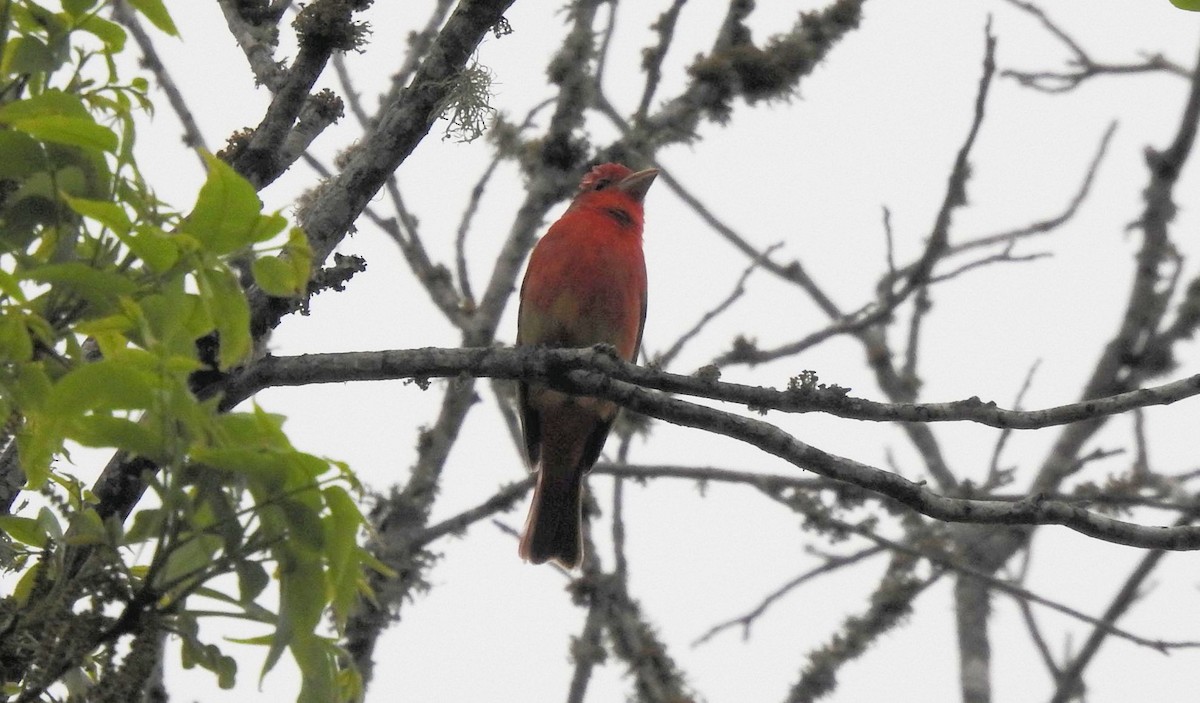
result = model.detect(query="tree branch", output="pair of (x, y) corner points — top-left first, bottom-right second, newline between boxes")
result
(217, 345), (1200, 550)
(221, 347), (1200, 432)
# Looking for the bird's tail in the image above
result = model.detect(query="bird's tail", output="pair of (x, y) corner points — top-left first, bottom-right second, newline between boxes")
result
(518, 463), (583, 568)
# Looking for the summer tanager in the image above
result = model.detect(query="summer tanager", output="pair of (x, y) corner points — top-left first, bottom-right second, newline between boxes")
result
(516, 163), (658, 568)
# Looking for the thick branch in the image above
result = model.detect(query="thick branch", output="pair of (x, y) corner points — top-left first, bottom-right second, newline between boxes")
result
(222, 346), (1200, 431)
(219, 346), (1200, 550)
(252, 0), (517, 336)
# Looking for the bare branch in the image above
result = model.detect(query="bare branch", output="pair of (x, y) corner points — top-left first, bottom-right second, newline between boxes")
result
(219, 345), (1200, 550)
(216, 0), (288, 90)
(111, 0), (207, 166)
(789, 551), (935, 702)
(610, 436), (634, 581)
(227, 1), (359, 187)
(727, 121), (1116, 370)
(811, 514), (1200, 653)
(410, 478), (531, 549)
(984, 360), (1041, 490)
(926, 121), (1116, 266)
(594, 462), (1200, 515)
(331, 51), (371, 128)
(635, 0), (689, 123)
(1050, 510), (1200, 703)
(1001, 0), (1189, 93)
(639, 0), (865, 144)
(565, 588), (605, 703)
(375, 0), (456, 122)
(452, 98), (555, 309)
(247, 0), (517, 340)
(654, 243), (778, 368)
(647, 161), (841, 319)
(692, 545), (886, 647)
(1008, 549), (1062, 680)
(590, 570), (694, 702)
(379, 178), (469, 327)
(224, 347), (1200, 435)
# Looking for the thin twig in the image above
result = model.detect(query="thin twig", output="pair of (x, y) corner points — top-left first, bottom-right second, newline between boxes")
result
(1007, 548), (1062, 679)
(799, 510), (1200, 652)
(691, 545), (886, 646)
(656, 243), (780, 368)
(110, 0), (207, 167)
(1001, 0), (1189, 92)
(985, 359), (1041, 490)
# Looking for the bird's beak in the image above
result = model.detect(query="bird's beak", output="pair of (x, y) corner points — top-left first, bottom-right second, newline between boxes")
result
(616, 168), (659, 203)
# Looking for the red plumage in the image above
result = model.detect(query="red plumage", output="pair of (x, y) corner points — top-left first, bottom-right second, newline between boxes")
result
(516, 163), (657, 568)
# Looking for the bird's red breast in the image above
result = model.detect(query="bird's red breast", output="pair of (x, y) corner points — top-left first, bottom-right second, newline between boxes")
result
(515, 163), (657, 567)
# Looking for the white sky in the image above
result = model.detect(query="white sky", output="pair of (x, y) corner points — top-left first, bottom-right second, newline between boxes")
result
(119, 1), (1200, 701)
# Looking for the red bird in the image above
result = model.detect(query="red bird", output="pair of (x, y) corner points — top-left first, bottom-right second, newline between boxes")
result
(516, 163), (658, 568)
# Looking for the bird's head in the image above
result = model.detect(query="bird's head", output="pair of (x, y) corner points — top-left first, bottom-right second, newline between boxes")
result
(571, 163), (659, 213)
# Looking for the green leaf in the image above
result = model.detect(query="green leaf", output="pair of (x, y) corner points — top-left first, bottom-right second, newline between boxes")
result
(68, 414), (164, 458)
(281, 499), (325, 552)
(195, 267), (251, 369)
(215, 411), (285, 450)
(1171, 0), (1200, 9)
(285, 451), (331, 485)
(0, 313), (34, 362)
(322, 485), (364, 628)
(291, 634), (338, 703)
(191, 585), (276, 622)
(16, 430), (57, 488)
(62, 0), (99, 18)
(126, 0), (179, 35)
(14, 363), (52, 410)
(198, 483), (245, 553)
(13, 368), (57, 487)
(236, 561), (271, 604)
(284, 228), (313, 285)
(263, 548), (324, 679)
(47, 359), (156, 417)
(126, 225), (181, 272)
(0, 90), (89, 121)
(0, 515), (48, 547)
(77, 15), (126, 51)
(37, 506), (63, 541)
(65, 196), (132, 235)
(0, 36), (58, 77)
(251, 211), (289, 244)
(25, 262), (136, 312)
(125, 508), (165, 544)
(7, 115), (118, 153)
(13, 563), (42, 604)
(192, 448), (288, 488)
(156, 533), (222, 590)
(250, 404), (291, 446)
(64, 508), (107, 546)
(9, 5), (70, 51)
(140, 288), (212, 354)
(251, 256), (300, 297)
(185, 153), (271, 255)
(176, 619), (238, 689)
(228, 634), (274, 647)
(0, 130), (44, 179)
(0, 269), (27, 301)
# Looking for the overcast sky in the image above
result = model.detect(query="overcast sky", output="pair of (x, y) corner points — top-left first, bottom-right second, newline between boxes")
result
(125, 2), (1200, 701)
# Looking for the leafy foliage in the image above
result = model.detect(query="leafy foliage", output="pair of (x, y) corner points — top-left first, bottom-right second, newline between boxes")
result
(0, 2), (367, 701)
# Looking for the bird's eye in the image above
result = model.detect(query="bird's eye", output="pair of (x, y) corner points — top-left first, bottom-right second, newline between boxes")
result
(592, 178), (611, 191)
